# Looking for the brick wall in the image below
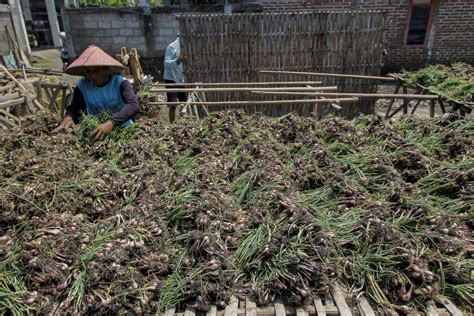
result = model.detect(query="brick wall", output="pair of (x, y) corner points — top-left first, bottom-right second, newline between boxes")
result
(258, 0), (474, 71)
(430, 0), (474, 65)
(0, 4), (14, 56)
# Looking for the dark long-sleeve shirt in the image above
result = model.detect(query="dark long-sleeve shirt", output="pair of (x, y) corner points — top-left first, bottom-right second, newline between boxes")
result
(65, 79), (139, 126)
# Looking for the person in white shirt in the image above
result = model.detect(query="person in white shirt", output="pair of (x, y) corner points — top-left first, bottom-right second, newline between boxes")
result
(163, 36), (187, 123)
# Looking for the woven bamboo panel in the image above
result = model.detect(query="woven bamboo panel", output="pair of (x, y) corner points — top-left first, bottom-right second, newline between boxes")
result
(177, 11), (386, 118)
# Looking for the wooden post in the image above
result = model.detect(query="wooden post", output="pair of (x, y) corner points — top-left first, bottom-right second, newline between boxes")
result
(384, 82), (400, 119)
(402, 86), (409, 114)
(429, 99), (435, 117)
(438, 98), (446, 114)
(410, 99), (422, 114)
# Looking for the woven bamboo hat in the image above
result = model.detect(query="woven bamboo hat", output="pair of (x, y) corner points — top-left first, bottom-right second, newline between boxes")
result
(64, 45), (125, 76)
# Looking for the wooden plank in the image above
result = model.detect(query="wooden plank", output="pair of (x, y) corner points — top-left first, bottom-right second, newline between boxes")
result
(436, 297), (463, 316)
(357, 297), (375, 316)
(332, 285), (352, 316)
(426, 301), (439, 316)
(324, 306), (339, 316)
(184, 306), (195, 316)
(314, 298), (326, 316)
(254, 306), (275, 316)
(325, 293), (334, 306)
(207, 306), (217, 316)
(274, 299), (286, 316)
(296, 307), (308, 316)
(246, 299), (257, 316)
(224, 296), (239, 316)
(164, 307), (176, 316)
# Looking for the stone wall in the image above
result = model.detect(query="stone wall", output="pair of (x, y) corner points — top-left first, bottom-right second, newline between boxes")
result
(0, 4), (14, 56)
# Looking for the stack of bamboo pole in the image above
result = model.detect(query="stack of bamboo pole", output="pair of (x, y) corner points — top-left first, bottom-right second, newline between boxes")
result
(0, 65), (74, 129)
(0, 65), (43, 128)
(149, 76), (439, 119)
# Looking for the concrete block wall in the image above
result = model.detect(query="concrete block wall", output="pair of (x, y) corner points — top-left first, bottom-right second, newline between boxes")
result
(67, 8), (146, 59)
(153, 13), (179, 52)
(0, 4), (15, 56)
(66, 5), (223, 78)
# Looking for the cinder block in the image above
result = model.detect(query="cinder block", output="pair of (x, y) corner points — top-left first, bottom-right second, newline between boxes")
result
(134, 29), (144, 36)
(120, 29), (134, 36)
(98, 20), (112, 29)
(113, 37), (127, 45)
(125, 21), (140, 28)
(159, 28), (175, 36)
(127, 37), (145, 45)
(112, 20), (126, 28)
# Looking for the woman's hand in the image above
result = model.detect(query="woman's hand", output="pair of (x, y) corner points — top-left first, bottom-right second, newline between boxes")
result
(91, 119), (115, 140)
(52, 116), (75, 133)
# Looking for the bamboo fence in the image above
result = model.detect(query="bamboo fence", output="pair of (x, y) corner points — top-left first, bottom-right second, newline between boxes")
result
(177, 11), (387, 118)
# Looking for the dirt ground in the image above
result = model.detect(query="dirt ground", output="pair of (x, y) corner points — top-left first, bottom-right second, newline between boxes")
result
(30, 48), (451, 123)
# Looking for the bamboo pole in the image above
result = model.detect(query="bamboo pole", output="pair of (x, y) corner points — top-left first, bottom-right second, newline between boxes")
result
(151, 86), (338, 93)
(152, 81), (323, 87)
(149, 97), (358, 106)
(260, 70), (396, 81)
(0, 98), (26, 109)
(250, 91), (439, 100)
(0, 109), (21, 122)
(10, 68), (64, 76)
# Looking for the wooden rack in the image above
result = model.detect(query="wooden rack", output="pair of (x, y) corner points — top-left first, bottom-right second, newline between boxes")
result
(151, 78), (448, 120)
(385, 73), (472, 118)
(160, 285), (464, 316)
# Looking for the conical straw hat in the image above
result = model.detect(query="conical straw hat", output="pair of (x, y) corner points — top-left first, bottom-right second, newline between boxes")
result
(64, 45), (125, 76)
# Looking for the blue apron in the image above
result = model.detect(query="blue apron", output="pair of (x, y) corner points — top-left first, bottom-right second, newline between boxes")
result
(77, 75), (133, 128)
